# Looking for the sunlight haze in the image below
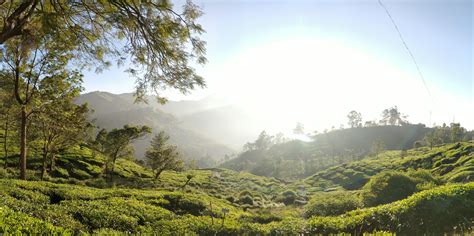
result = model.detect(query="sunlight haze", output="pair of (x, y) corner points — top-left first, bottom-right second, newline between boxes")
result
(83, 0), (473, 136)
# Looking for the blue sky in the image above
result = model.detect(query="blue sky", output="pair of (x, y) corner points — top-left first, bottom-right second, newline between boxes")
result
(83, 0), (473, 131)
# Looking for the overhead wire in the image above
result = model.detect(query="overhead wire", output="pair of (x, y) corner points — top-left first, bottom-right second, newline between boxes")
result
(377, 0), (436, 124)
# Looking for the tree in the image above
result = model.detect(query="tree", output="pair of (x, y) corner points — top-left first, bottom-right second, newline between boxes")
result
(450, 123), (463, 143)
(0, 30), (78, 179)
(145, 131), (184, 179)
(380, 106), (408, 126)
(243, 131), (273, 151)
(347, 110), (362, 128)
(99, 125), (151, 179)
(35, 74), (89, 179)
(0, 77), (17, 168)
(293, 122), (305, 135)
(364, 120), (377, 127)
(424, 129), (442, 150)
(0, 1), (207, 102)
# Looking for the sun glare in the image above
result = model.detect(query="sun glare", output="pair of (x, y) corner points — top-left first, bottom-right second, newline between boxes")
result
(211, 37), (432, 134)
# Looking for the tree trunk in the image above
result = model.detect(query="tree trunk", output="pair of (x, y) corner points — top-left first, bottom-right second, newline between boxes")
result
(49, 153), (56, 173)
(19, 106), (27, 180)
(154, 169), (164, 180)
(3, 114), (8, 168)
(41, 146), (48, 180)
(108, 157), (117, 183)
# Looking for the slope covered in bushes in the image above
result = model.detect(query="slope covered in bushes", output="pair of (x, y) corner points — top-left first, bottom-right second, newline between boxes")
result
(0, 180), (472, 235)
(297, 142), (473, 194)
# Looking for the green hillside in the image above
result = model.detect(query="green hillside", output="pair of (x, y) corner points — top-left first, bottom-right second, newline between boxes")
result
(1, 179), (472, 235)
(297, 142), (474, 194)
(221, 125), (434, 179)
(1, 142), (473, 234)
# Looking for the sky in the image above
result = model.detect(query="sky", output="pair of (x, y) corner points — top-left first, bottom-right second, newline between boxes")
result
(82, 0), (473, 134)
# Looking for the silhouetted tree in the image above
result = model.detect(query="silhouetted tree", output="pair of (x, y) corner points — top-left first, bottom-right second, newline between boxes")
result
(380, 106), (408, 126)
(347, 110), (362, 128)
(243, 131), (273, 151)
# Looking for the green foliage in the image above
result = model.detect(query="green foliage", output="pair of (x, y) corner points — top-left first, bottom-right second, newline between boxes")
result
(145, 131), (184, 179)
(222, 125), (433, 179)
(0, 206), (67, 234)
(298, 142), (473, 195)
(304, 191), (361, 217)
(361, 171), (418, 207)
(305, 183), (474, 235)
(93, 125), (151, 176)
(276, 190), (298, 205)
(0, 1), (207, 102)
(0, 142), (472, 234)
(238, 195), (254, 206)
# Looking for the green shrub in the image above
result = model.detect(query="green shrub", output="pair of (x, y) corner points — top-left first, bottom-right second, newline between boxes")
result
(304, 191), (361, 217)
(69, 168), (92, 180)
(276, 190), (297, 205)
(0, 168), (9, 178)
(407, 169), (441, 190)
(240, 214), (282, 224)
(225, 196), (235, 203)
(0, 206), (68, 234)
(306, 183), (474, 235)
(159, 193), (207, 216)
(361, 171), (417, 207)
(238, 195), (254, 205)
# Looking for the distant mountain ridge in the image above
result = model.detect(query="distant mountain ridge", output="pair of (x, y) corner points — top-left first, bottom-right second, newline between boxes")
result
(76, 91), (235, 167)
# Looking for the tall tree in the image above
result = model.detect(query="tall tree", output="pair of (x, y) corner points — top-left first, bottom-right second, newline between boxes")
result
(0, 76), (17, 168)
(347, 110), (362, 128)
(0, 31), (77, 179)
(380, 106), (408, 126)
(100, 125), (151, 179)
(35, 74), (89, 179)
(450, 123), (464, 143)
(424, 130), (442, 150)
(0, 1), (207, 102)
(145, 131), (184, 179)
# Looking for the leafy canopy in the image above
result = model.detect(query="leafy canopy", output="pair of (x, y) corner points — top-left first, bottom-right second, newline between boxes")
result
(0, 1), (207, 102)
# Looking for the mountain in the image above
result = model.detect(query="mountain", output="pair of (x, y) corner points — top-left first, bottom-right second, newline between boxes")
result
(76, 91), (235, 167)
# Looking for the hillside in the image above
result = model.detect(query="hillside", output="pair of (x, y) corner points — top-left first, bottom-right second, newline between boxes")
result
(220, 125), (433, 179)
(1, 142), (473, 234)
(296, 142), (474, 194)
(1, 178), (473, 234)
(77, 92), (234, 166)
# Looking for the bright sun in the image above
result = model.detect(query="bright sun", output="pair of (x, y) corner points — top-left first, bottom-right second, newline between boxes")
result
(210, 37), (432, 134)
